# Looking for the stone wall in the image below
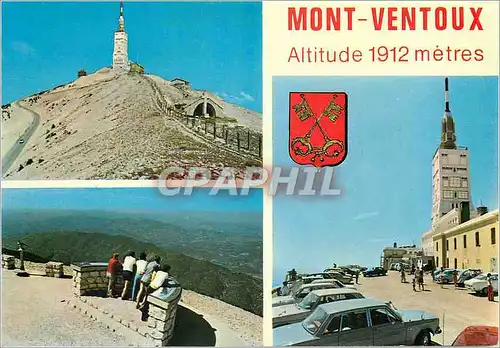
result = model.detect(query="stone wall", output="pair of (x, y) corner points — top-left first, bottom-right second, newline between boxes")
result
(72, 262), (124, 297)
(147, 280), (182, 346)
(71, 262), (182, 346)
(45, 261), (64, 277)
(2, 255), (15, 270)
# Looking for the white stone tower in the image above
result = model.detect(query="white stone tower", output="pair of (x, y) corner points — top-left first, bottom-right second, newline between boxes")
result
(431, 78), (472, 226)
(112, 1), (129, 71)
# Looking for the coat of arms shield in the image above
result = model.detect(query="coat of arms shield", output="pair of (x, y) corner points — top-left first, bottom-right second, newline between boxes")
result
(289, 92), (348, 167)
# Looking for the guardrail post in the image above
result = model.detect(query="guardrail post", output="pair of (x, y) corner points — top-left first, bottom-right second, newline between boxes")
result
(258, 134), (262, 157)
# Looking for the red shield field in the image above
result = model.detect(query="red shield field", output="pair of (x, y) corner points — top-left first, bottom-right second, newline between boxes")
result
(289, 92), (348, 167)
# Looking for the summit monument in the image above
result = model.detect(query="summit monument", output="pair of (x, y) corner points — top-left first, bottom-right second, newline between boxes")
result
(112, 2), (129, 72)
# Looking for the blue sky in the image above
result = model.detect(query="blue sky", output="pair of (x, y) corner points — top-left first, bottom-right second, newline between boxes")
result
(273, 76), (498, 283)
(2, 1), (262, 112)
(2, 187), (262, 212)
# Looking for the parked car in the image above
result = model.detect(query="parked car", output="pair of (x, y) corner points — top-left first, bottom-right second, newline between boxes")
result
(433, 268), (450, 281)
(362, 267), (387, 277)
(465, 273), (499, 296)
(301, 275), (329, 284)
(273, 298), (442, 346)
(437, 269), (462, 284)
(389, 263), (399, 271)
(456, 269), (482, 288)
(310, 279), (356, 290)
(325, 267), (357, 276)
(394, 263), (411, 272)
(340, 267), (360, 276)
(272, 283), (340, 307)
(324, 268), (340, 273)
(451, 326), (498, 346)
(273, 288), (364, 328)
(299, 272), (337, 284)
(324, 271), (354, 284)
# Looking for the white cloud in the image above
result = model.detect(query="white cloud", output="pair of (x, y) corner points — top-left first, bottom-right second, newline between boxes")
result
(352, 211), (380, 220)
(218, 91), (255, 104)
(11, 41), (35, 55)
(240, 92), (255, 102)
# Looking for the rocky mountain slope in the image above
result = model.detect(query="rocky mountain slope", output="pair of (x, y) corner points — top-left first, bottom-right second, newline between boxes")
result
(2, 68), (262, 180)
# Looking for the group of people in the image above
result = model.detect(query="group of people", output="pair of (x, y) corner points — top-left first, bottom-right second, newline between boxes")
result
(401, 266), (496, 302)
(400, 265), (425, 291)
(106, 251), (172, 320)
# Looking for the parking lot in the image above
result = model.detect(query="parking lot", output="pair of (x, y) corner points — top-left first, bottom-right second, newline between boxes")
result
(356, 271), (499, 345)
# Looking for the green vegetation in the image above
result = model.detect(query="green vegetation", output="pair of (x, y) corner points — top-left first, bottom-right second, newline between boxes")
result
(3, 231), (262, 316)
(129, 62), (145, 75)
(207, 116), (238, 123)
(2, 210), (262, 277)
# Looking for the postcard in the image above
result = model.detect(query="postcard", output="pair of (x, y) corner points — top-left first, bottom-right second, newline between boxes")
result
(1, 1), (499, 347)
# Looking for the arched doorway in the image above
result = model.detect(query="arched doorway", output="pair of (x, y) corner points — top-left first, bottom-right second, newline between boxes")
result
(193, 103), (216, 117)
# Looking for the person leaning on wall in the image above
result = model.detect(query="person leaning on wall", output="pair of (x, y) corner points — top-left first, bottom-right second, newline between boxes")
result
(121, 250), (136, 300)
(106, 253), (121, 298)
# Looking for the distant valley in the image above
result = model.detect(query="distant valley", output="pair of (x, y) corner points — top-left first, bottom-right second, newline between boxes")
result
(2, 209), (262, 277)
(2, 231), (262, 316)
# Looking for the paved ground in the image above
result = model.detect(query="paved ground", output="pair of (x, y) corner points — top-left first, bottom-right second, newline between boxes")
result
(1, 262), (261, 346)
(2, 102), (41, 175)
(356, 271), (499, 345)
(180, 290), (262, 345)
(79, 296), (256, 346)
(1, 102), (35, 159)
(1, 270), (142, 346)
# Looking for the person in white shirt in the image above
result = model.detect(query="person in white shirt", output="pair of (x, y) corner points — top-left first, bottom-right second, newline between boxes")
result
(140, 264), (173, 321)
(149, 264), (171, 291)
(132, 252), (148, 301)
(121, 251), (136, 300)
(139, 264), (171, 312)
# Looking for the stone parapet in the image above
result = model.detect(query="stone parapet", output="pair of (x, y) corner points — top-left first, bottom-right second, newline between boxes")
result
(45, 261), (64, 277)
(147, 279), (182, 346)
(71, 262), (124, 297)
(2, 255), (15, 270)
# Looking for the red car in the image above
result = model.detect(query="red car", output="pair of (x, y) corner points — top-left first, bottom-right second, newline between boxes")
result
(452, 326), (498, 346)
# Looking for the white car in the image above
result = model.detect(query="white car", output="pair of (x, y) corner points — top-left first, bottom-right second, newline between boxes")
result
(310, 278), (357, 290)
(272, 282), (340, 307)
(464, 273), (498, 296)
(273, 288), (364, 328)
